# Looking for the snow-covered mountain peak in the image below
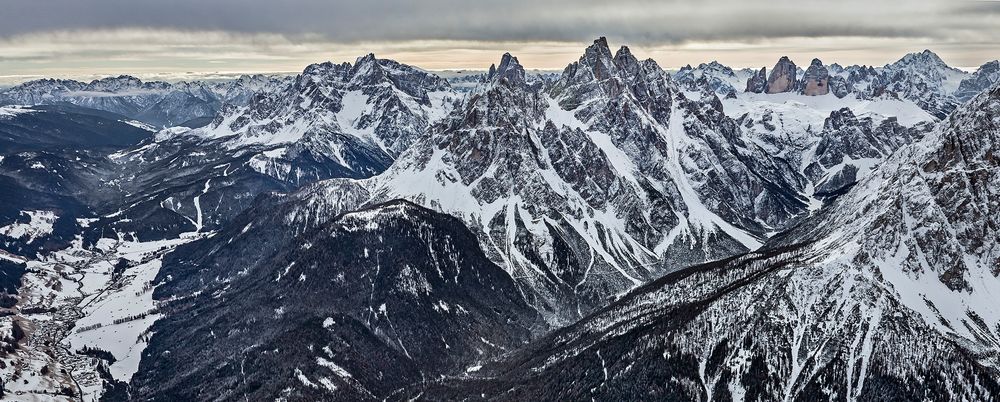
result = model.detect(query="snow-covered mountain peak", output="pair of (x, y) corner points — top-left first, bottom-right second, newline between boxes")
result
(573, 36), (617, 78)
(348, 53), (389, 87)
(892, 49), (952, 70)
(84, 75), (154, 92)
(550, 38), (675, 112)
(354, 52), (378, 66)
(674, 61), (750, 97)
(485, 52), (527, 86)
(209, 74), (294, 106)
(884, 49), (966, 94)
(193, 54), (454, 165)
(611, 45), (645, 76)
(612, 45), (635, 61)
(698, 60), (735, 74)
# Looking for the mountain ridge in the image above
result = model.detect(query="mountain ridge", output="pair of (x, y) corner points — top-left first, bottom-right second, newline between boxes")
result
(1, 39), (999, 401)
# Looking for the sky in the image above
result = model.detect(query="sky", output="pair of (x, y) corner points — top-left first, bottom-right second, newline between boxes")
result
(1, 0), (999, 84)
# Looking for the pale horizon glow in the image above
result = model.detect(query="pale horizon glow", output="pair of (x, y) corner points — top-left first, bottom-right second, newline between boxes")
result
(1, 0), (999, 85)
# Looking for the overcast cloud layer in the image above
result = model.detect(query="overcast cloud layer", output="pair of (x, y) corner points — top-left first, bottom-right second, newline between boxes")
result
(1, 0), (999, 83)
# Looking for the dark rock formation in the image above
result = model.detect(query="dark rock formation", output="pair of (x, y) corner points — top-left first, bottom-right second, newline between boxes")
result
(804, 108), (925, 197)
(766, 56), (798, 93)
(801, 58), (830, 96)
(487, 53), (526, 86)
(745, 67), (767, 93)
(955, 60), (1000, 101)
(829, 75), (850, 98)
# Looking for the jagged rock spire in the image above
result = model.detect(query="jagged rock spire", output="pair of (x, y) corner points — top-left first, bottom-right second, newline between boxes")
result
(348, 53), (387, 86)
(746, 67), (767, 93)
(579, 37), (616, 81)
(486, 52), (526, 86)
(612, 45), (642, 77)
(549, 37), (672, 106)
(801, 58), (830, 96)
(766, 56), (798, 94)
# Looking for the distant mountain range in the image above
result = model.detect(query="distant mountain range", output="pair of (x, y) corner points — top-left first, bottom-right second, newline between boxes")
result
(1, 74), (293, 128)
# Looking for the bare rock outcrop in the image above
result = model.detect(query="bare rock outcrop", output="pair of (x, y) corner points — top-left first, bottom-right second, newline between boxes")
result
(766, 56), (797, 93)
(829, 75), (850, 98)
(801, 58), (830, 96)
(745, 67), (767, 93)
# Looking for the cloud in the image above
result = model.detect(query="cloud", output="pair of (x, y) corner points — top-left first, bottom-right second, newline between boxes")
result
(1, 0), (998, 44)
(0, 1), (998, 83)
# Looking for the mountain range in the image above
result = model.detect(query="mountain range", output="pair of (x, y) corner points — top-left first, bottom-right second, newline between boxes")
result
(0, 38), (998, 401)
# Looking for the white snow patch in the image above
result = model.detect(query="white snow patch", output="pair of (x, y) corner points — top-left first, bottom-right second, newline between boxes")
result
(120, 119), (157, 132)
(336, 90), (380, 148)
(261, 147), (287, 158)
(316, 357), (353, 379)
(0, 210), (57, 242)
(0, 105), (38, 119)
(723, 92), (935, 128)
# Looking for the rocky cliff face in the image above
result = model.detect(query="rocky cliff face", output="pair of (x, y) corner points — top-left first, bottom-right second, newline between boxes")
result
(955, 60), (1000, 101)
(766, 56), (799, 94)
(804, 108), (928, 197)
(745, 67), (767, 93)
(801, 58), (830, 96)
(828, 75), (850, 98)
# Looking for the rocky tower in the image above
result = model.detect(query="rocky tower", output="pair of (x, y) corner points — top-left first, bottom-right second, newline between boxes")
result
(487, 52), (527, 86)
(801, 58), (830, 96)
(766, 56), (798, 94)
(745, 67), (767, 93)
